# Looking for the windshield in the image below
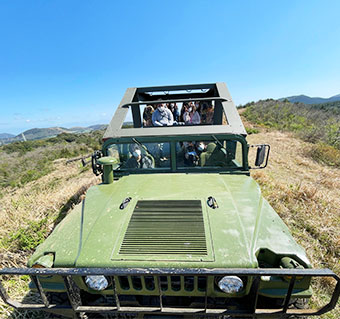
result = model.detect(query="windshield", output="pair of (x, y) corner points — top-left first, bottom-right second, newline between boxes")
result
(105, 138), (244, 172)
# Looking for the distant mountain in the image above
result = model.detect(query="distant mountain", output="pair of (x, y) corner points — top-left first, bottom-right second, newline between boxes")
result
(16, 127), (70, 141)
(87, 124), (108, 131)
(0, 133), (15, 140)
(280, 94), (340, 104)
(0, 124), (108, 145)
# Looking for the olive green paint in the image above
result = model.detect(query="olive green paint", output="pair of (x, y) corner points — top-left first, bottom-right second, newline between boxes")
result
(97, 156), (119, 184)
(29, 174), (310, 269)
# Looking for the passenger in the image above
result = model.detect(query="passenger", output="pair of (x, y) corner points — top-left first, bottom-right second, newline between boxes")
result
(183, 141), (199, 166)
(143, 105), (154, 127)
(200, 102), (208, 123)
(126, 146), (154, 169)
(200, 143), (216, 167)
(180, 102), (189, 123)
(205, 103), (214, 124)
(183, 104), (191, 124)
(171, 103), (180, 122)
(152, 103), (174, 126)
(189, 104), (201, 125)
(200, 143), (226, 167)
(195, 101), (201, 114)
(195, 141), (206, 156)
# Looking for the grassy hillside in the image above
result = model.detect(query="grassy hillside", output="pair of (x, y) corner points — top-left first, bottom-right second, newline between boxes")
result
(241, 99), (340, 167)
(0, 131), (103, 194)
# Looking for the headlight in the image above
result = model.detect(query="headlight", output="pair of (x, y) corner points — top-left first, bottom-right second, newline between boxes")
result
(85, 275), (109, 291)
(218, 276), (244, 294)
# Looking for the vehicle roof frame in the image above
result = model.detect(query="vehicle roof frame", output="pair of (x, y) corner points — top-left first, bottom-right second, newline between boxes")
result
(103, 82), (247, 139)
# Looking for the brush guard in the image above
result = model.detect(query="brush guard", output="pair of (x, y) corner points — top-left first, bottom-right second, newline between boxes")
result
(0, 267), (339, 318)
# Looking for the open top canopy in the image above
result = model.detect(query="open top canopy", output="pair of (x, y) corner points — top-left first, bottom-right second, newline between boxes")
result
(103, 82), (246, 139)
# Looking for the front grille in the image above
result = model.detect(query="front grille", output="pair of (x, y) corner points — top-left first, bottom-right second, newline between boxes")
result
(119, 200), (207, 256)
(116, 275), (208, 293)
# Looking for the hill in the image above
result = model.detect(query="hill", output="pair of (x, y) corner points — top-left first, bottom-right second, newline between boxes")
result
(0, 124), (108, 144)
(0, 133), (15, 140)
(15, 127), (70, 141)
(241, 99), (340, 168)
(0, 130), (104, 189)
(280, 93), (340, 104)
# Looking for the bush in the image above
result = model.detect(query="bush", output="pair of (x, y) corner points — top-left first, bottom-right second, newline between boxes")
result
(306, 143), (340, 167)
(242, 100), (340, 150)
(245, 127), (259, 134)
(4, 218), (49, 251)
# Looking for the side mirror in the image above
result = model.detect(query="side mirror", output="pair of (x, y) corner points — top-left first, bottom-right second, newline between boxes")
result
(250, 144), (270, 169)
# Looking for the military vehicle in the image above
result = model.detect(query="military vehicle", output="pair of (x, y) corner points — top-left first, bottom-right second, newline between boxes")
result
(0, 83), (339, 318)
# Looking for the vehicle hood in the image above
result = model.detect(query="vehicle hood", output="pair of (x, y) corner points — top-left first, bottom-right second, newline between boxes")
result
(29, 173), (310, 268)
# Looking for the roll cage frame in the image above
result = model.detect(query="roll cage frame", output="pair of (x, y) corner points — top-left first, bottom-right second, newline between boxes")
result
(103, 82), (247, 140)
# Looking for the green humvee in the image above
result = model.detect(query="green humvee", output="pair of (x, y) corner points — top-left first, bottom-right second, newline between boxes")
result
(0, 83), (339, 318)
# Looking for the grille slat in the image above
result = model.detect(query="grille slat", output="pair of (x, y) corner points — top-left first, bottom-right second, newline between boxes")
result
(119, 200), (207, 256)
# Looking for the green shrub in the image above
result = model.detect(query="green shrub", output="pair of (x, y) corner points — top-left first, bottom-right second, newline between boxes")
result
(306, 143), (340, 167)
(5, 218), (49, 251)
(242, 100), (340, 150)
(245, 127), (259, 135)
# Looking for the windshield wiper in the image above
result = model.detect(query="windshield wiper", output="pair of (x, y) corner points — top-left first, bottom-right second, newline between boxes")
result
(211, 135), (229, 156)
(211, 135), (223, 148)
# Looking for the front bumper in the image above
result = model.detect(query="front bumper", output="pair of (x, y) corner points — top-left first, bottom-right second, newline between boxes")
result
(0, 267), (339, 318)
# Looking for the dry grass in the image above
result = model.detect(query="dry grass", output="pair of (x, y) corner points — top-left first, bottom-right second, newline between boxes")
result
(0, 158), (99, 318)
(247, 130), (340, 318)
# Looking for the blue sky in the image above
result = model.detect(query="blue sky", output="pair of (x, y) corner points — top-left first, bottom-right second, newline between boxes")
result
(0, 0), (340, 134)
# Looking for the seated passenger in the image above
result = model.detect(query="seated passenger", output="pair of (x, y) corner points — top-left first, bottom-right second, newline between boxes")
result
(189, 104), (201, 125)
(183, 108), (191, 124)
(152, 103), (174, 126)
(126, 147), (154, 169)
(200, 143), (226, 167)
(205, 103), (214, 124)
(143, 105), (154, 127)
(183, 103), (201, 125)
(180, 103), (189, 122)
(200, 102), (214, 124)
(195, 141), (206, 156)
(183, 141), (199, 166)
(170, 103), (180, 122)
(200, 143), (216, 166)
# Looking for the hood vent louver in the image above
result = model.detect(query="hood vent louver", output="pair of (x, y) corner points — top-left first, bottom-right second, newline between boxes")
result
(119, 200), (207, 256)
